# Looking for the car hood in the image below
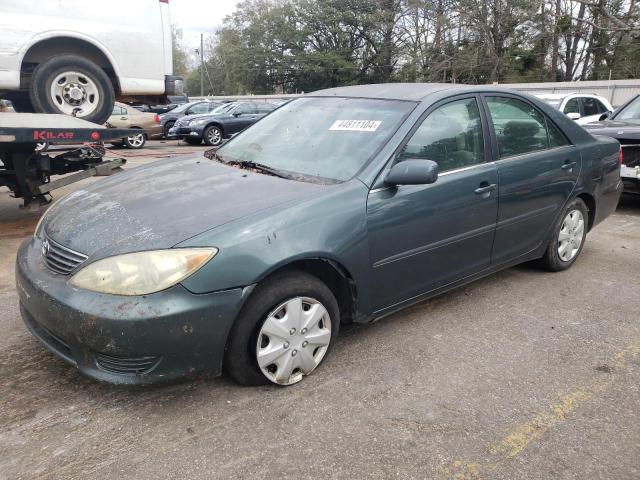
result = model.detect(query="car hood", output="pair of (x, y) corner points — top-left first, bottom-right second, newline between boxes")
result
(583, 119), (640, 139)
(43, 156), (330, 259)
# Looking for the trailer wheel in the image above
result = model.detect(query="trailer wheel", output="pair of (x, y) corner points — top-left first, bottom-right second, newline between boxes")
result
(29, 55), (115, 124)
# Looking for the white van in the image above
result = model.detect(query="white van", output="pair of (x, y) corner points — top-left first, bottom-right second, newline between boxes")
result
(0, 0), (182, 124)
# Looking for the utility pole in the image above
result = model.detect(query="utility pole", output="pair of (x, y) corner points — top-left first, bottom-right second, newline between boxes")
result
(200, 33), (204, 97)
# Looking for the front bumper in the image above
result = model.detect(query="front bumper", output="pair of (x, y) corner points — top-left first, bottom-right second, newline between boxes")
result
(16, 238), (249, 384)
(169, 125), (204, 140)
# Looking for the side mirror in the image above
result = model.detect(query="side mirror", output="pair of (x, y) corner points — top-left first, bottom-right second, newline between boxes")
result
(566, 112), (581, 121)
(384, 159), (439, 186)
(599, 111), (612, 121)
(233, 111), (242, 117)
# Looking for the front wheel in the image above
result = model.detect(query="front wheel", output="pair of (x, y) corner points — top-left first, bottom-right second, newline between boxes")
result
(123, 132), (146, 149)
(163, 121), (175, 138)
(29, 55), (115, 124)
(540, 198), (588, 271)
(203, 125), (223, 146)
(224, 271), (340, 386)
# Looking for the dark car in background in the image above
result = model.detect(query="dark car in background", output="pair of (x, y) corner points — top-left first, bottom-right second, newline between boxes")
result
(17, 84), (622, 387)
(584, 94), (640, 193)
(169, 101), (278, 145)
(159, 101), (222, 138)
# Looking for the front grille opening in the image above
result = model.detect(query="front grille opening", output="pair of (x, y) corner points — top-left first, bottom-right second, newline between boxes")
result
(42, 235), (88, 275)
(95, 352), (161, 376)
(21, 305), (75, 364)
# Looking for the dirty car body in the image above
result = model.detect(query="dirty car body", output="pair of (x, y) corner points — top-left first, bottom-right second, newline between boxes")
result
(16, 84), (622, 385)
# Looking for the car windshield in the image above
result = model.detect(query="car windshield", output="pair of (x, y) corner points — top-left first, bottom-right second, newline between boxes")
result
(216, 97), (415, 182)
(172, 102), (196, 113)
(212, 103), (237, 114)
(614, 96), (640, 122)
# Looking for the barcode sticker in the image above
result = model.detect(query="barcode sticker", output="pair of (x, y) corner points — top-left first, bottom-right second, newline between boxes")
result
(329, 120), (382, 132)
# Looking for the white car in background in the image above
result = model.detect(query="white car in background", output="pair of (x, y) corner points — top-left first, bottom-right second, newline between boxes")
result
(534, 93), (613, 125)
(0, 0), (182, 124)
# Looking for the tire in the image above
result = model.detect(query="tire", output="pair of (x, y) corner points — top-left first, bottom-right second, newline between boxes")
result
(163, 121), (175, 138)
(540, 198), (588, 271)
(224, 270), (340, 386)
(29, 55), (115, 124)
(123, 132), (146, 149)
(203, 125), (223, 146)
(184, 138), (202, 145)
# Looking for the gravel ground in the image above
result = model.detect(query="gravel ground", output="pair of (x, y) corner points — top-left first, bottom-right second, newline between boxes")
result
(1, 141), (639, 479)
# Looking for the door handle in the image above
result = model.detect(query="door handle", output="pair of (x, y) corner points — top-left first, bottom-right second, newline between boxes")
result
(120, 116), (128, 120)
(474, 183), (497, 195)
(561, 161), (577, 170)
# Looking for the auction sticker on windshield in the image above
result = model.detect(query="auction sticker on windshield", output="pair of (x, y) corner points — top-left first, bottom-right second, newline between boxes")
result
(329, 120), (382, 132)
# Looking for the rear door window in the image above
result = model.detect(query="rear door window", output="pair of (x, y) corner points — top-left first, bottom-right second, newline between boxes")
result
(582, 97), (608, 116)
(486, 96), (568, 157)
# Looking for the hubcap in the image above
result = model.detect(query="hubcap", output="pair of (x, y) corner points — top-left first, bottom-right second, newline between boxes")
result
(50, 71), (100, 117)
(256, 297), (332, 385)
(558, 209), (585, 262)
(127, 133), (144, 147)
(208, 128), (221, 144)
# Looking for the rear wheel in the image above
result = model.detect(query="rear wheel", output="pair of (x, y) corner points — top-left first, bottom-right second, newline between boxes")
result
(540, 198), (588, 271)
(224, 271), (339, 386)
(123, 132), (146, 149)
(29, 55), (115, 124)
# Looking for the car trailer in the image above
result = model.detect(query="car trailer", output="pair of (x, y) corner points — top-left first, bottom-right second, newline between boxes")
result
(0, 113), (135, 208)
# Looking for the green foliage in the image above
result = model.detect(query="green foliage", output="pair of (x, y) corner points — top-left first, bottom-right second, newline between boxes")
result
(177, 0), (640, 94)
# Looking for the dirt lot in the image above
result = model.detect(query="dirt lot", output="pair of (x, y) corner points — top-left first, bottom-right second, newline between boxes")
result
(1, 141), (639, 479)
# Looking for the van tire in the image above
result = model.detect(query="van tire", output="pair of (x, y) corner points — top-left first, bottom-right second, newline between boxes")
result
(29, 55), (115, 124)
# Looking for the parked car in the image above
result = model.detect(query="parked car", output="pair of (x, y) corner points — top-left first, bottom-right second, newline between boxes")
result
(169, 102), (278, 145)
(534, 93), (613, 125)
(17, 84), (621, 387)
(106, 102), (162, 149)
(0, 0), (182, 124)
(584, 94), (640, 193)
(159, 101), (222, 138)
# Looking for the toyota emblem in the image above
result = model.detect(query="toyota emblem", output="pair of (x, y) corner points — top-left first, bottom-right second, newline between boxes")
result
(41, 239), (50, 257)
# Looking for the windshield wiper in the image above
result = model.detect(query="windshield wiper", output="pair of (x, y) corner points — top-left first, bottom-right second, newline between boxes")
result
(225, 159), (293, 180)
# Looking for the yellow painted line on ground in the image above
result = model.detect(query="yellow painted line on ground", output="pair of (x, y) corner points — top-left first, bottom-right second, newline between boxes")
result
(442, 343), (640, 479)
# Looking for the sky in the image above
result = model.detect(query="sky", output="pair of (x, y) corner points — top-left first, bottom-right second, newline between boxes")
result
(169, 0), (241, 49)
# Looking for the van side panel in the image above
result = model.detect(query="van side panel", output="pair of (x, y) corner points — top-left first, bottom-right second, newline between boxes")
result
(0, 0), (167, 94)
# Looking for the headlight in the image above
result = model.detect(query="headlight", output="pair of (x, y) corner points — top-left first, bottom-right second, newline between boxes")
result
(189, 119), (207, 126)
(69, 248), (217, 296)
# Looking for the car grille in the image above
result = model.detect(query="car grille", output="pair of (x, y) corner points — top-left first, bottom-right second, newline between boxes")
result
(95, 352), (161, 376)
(42, 234), (88, 275)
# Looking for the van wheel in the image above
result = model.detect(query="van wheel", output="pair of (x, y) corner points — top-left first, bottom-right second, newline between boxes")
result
(540, 198), (588, 271)
(224, 271), (340, 386)
(29, 55), (115, 124)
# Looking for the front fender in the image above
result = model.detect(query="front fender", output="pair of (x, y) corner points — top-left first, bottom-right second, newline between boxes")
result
(177, 179), (372, 313)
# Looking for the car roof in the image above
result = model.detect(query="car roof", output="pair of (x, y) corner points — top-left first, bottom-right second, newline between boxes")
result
(310, 83), (458, 101)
